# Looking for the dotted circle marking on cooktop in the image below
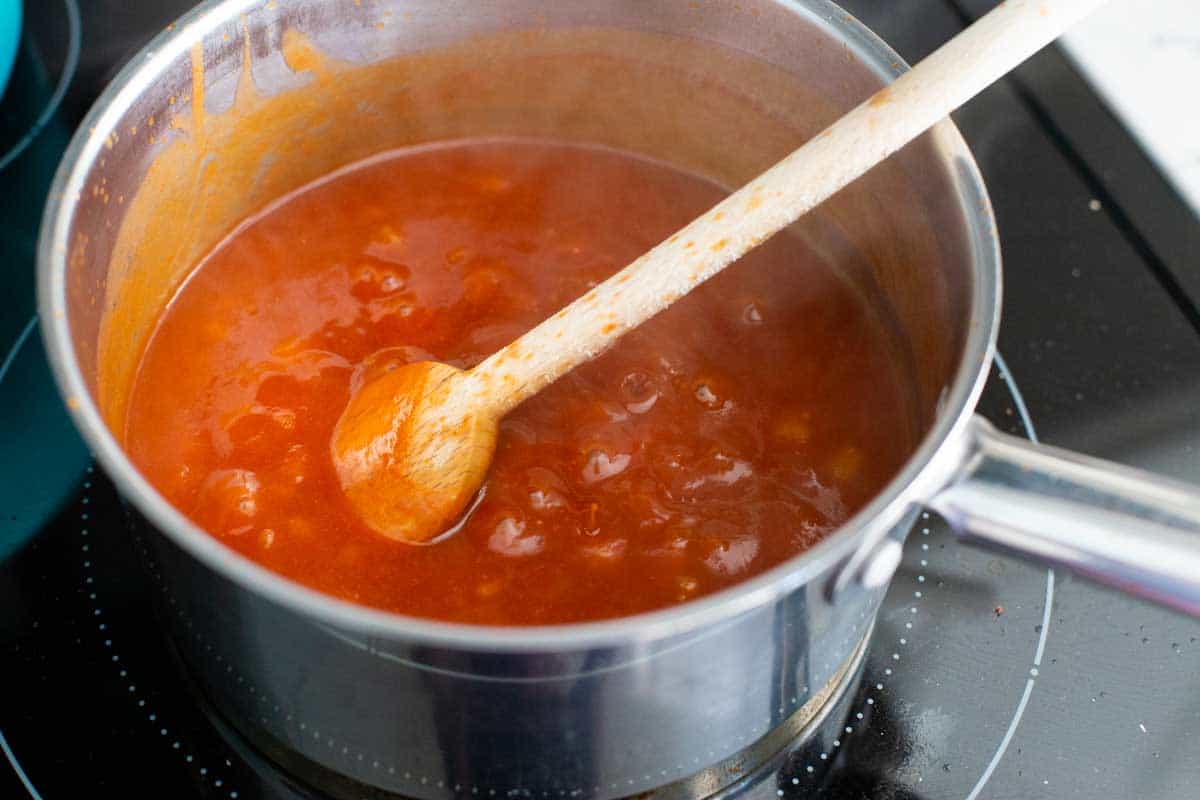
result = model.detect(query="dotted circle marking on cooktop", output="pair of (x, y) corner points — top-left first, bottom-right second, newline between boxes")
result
(790, 516), (930, 781)
(78, 468), (242, 799)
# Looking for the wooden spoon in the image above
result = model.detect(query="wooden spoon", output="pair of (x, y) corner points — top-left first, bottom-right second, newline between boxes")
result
(331, 0), (1107, 543)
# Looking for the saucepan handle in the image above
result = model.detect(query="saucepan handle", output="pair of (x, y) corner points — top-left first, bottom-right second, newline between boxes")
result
(928, 416), (1200, 617)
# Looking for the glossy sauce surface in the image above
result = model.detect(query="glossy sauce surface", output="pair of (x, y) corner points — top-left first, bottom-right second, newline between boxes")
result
(126, 140), (915, 624)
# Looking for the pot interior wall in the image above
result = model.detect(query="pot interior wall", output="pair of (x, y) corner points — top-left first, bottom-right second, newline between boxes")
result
(62, 0), (972, 445)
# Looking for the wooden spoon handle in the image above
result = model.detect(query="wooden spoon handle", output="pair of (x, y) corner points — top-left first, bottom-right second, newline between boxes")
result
(468, 0), (1107, 416)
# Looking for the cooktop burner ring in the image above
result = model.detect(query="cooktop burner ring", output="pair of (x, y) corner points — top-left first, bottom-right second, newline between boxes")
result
(956, 352), (1055, 800)
(0, 316), (36, 384)
(0, 0), (80, 173)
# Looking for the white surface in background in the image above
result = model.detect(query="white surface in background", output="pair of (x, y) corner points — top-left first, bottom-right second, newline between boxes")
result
(1060, 0), (1200, 216)
(1060, 0), (1200, 215)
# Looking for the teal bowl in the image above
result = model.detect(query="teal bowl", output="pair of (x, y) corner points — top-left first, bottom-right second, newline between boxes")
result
(0, 0), (20, 100)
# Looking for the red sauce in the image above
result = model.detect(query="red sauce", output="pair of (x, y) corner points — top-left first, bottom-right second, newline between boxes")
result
(125, 139), (915, 625)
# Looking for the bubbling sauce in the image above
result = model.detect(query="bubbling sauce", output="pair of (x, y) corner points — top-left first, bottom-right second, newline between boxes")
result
(125, 139), (915, 624)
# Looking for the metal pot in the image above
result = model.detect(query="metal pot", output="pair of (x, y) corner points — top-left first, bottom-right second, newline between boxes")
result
(36, 1), (1200, 798)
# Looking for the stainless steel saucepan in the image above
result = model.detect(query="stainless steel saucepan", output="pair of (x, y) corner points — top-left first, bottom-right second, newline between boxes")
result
(37, 1), (1200, 798)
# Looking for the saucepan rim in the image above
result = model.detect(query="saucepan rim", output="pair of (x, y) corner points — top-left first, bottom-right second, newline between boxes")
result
(36, 0), (1000, 651)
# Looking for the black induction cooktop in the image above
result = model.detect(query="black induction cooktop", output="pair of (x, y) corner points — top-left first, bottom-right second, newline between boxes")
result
(2, 2), (1198, 799)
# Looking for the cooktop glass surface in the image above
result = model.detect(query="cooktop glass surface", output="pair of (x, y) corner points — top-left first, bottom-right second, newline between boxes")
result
(2, 1), (1198, 798)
